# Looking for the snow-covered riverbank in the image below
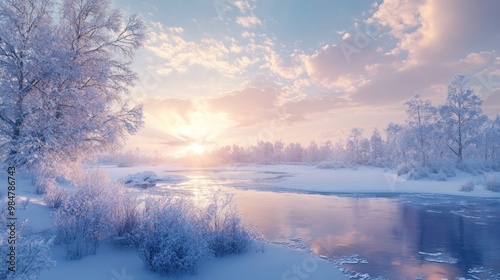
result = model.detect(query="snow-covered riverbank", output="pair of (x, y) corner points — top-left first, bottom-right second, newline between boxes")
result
(8, 164), (500, 280)
(9, 166), (350, 280)
(103, 163), (500, 198)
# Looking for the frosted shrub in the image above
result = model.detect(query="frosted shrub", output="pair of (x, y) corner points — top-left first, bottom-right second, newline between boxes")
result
(0, 201), (55, 279)
(136, 197), (209, 276)
(54, 170), (123, 260)
(0, 234), (56, 280)
(397, 164), (411, 176)
(459, 179), (475, 192)
(201, 190), (252, 257)
(114, 196), (141, 247)
(43, 183), (68, 209)
(484, 175), (500, 192)
(33, 173), (55, 195)
(407, 168), (429, 180)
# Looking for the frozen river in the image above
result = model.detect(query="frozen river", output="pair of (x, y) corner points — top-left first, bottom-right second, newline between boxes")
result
(153, 168), (500, 280)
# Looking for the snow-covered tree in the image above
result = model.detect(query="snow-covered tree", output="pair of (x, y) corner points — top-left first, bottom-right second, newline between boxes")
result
(439, 75), (487, 162)
(404, 94), (437, 166)
(346, 128), (364, 164)
(231, 144), (246, 162)
(252, 141), (275, 164)
(332, 140), (347, 162)
(273, 140), (285, 162)
(305, 141), (321, 162)
(483, 116), (500, 165)
(385, 123), (406, 166)
(369, 128), (385, 166)
(319, 141), (333, 161)
(360, 138), (370, 164)
(0, 0), (54, 166)
(284, 142), (304, 162)
(0, 0), (146, 174)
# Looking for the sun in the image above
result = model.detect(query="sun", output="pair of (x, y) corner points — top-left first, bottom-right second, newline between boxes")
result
(189, 143), (205, 155)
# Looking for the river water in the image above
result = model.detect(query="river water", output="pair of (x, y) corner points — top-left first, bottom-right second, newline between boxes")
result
(155, 169), (500, 280)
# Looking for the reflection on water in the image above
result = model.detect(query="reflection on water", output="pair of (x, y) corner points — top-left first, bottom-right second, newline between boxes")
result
(155, 169), (500, 280)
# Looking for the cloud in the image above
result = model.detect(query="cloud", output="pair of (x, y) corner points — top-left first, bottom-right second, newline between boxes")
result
(302, 35), (396, 91)
(206, 86), (353, 127)
(282, 95), (351, 122)
(300, 0), (500, 107)
(167, 27), (184, 34)
(370, 0), (500, 64)
(369, 0), (423, 38)
(145, 21), (288, 83)
(233, 0), (251, 13)
(142, 98), (195, 123)
(207, 87), (280, 126)
(236, 15), (262, 28)
(146, 23), (256, 77)
(158, 134), (196, 147)
(267, 51), (304, 79)
(241, 31), (256, 38)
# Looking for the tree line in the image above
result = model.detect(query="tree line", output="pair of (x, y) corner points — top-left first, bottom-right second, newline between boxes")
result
(206, 75), (500, 176)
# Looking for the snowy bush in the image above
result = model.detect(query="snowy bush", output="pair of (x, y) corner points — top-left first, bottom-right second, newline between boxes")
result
(400, 163), (457, 181)
(135, 197), (209, 276)
(201, 190), (252, 257)
(32, 172), (55, 195)
(43, 182), (68, 209)
(0, 234), (56, 280)
(407, 168), (429, 180)
(54, 170), (123, 260)
(0, 202), (55, 279)
(484, 175), (500, 192)
(397, 164), (411, 176)
(114, 196), (141, 247)
(457, 161), (484, 175)
(459, 179), (475, 192)
(316, 162), (347, 170)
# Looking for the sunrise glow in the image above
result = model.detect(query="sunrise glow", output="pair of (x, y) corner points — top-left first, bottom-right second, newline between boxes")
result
(3, 1), (498, 279)
(188, 143), (205, 155)
(120, 0), (499, 158)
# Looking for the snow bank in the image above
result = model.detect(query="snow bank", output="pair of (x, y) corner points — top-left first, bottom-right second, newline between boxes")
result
(39, 243), (346, 280)
(121, 171), (159, 188)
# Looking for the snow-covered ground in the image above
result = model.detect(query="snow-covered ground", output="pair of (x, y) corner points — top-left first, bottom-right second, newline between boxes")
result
(8, 166), (349, 280)
(7, 164), (500, 280)
(38, 242), (343, 280)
